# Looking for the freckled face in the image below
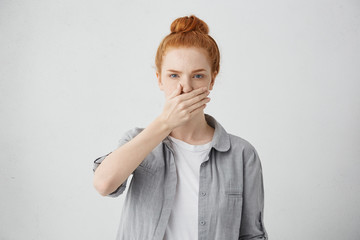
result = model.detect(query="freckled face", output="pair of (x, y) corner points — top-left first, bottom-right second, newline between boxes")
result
(156, 47), (216, 98)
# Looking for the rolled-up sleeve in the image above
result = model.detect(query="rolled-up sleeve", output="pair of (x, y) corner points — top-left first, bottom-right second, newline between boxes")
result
(239, 146), (268, 240)
(92, 129), (134, 198)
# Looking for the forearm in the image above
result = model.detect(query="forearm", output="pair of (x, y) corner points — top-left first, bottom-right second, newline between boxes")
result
(93, 116), (172, 196)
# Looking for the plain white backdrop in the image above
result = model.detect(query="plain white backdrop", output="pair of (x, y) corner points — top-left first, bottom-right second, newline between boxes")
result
(1, 0), (359, 239)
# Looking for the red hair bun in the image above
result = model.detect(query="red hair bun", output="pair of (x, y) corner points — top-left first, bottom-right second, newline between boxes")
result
(170, 15), (209, 34)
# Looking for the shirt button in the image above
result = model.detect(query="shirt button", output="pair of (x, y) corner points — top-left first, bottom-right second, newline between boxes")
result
(200, 220), (206, 225)
(201, 192), (206, 196)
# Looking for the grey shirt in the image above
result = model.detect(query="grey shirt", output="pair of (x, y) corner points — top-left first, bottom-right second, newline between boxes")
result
(93, 114), (268, 240)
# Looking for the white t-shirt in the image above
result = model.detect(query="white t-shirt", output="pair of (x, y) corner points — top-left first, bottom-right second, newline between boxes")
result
(163, 135), (212, 240)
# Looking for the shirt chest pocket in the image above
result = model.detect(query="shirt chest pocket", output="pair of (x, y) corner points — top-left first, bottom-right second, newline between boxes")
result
(131, 163), (157, 200)
(131, 153), (160, 194)
(225, 179), (243, 198)
(225, 188), (243, 198)
(223, 184), (243, 230)
(136, 163), (157, 175)
(134, 151), (162, 175)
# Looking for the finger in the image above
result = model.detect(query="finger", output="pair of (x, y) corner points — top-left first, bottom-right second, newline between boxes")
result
(178, 87), (208, 101)
(188, 102), (207, 118)
(180, 89), (210, 109)
(168, 83), (182, 99)
(187, 97), (210, 113)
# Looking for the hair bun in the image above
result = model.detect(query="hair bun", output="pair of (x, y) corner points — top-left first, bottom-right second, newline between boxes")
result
(170, 15), (209, 34)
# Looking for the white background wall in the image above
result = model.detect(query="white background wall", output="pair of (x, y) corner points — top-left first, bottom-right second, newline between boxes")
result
(1, 0), (359, 239)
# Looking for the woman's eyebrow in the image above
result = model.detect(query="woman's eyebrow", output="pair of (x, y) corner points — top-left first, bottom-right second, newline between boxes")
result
(192, 68), (207, 73)
(166, 69), (181, 73)
(166, 69), (207, 73)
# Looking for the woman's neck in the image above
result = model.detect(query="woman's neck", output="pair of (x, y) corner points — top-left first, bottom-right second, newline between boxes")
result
(169, 112), (214, 145)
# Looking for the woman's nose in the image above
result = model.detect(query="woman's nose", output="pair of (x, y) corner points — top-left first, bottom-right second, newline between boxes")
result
(180, 78), (193, 93)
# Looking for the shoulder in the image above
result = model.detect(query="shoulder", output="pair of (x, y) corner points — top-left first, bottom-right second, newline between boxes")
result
(227, 133), (261, 163)
(228, 133), (257, 152)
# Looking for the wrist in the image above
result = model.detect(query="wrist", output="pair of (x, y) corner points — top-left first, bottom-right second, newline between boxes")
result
(155, 115), (173, 134)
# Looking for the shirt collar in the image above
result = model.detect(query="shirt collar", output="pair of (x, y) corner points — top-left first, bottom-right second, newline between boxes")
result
(205, 113), (231, 152)
(163, 113), (231, 152)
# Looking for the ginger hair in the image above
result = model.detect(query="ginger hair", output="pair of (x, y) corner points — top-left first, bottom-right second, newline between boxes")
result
(155, 15), (220, 75)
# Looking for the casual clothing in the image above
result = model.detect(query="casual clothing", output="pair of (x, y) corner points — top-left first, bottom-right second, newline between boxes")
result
(93, 113), (268, 240)
(163, 136), (212, 240)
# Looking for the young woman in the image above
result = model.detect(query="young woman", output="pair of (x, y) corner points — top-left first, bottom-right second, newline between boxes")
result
(93, 15), (268, 240)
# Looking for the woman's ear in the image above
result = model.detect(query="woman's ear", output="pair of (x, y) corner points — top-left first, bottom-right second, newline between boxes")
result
(209, 71), (217, 90)
(156, 72), (164, 91)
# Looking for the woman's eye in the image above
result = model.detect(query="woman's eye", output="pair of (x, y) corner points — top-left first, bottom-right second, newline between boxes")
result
(169, 74), (178, 78)
(194, 74), (204, 79)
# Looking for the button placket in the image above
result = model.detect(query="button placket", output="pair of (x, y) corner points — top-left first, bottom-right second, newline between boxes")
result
(198, 157), (208, 240)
